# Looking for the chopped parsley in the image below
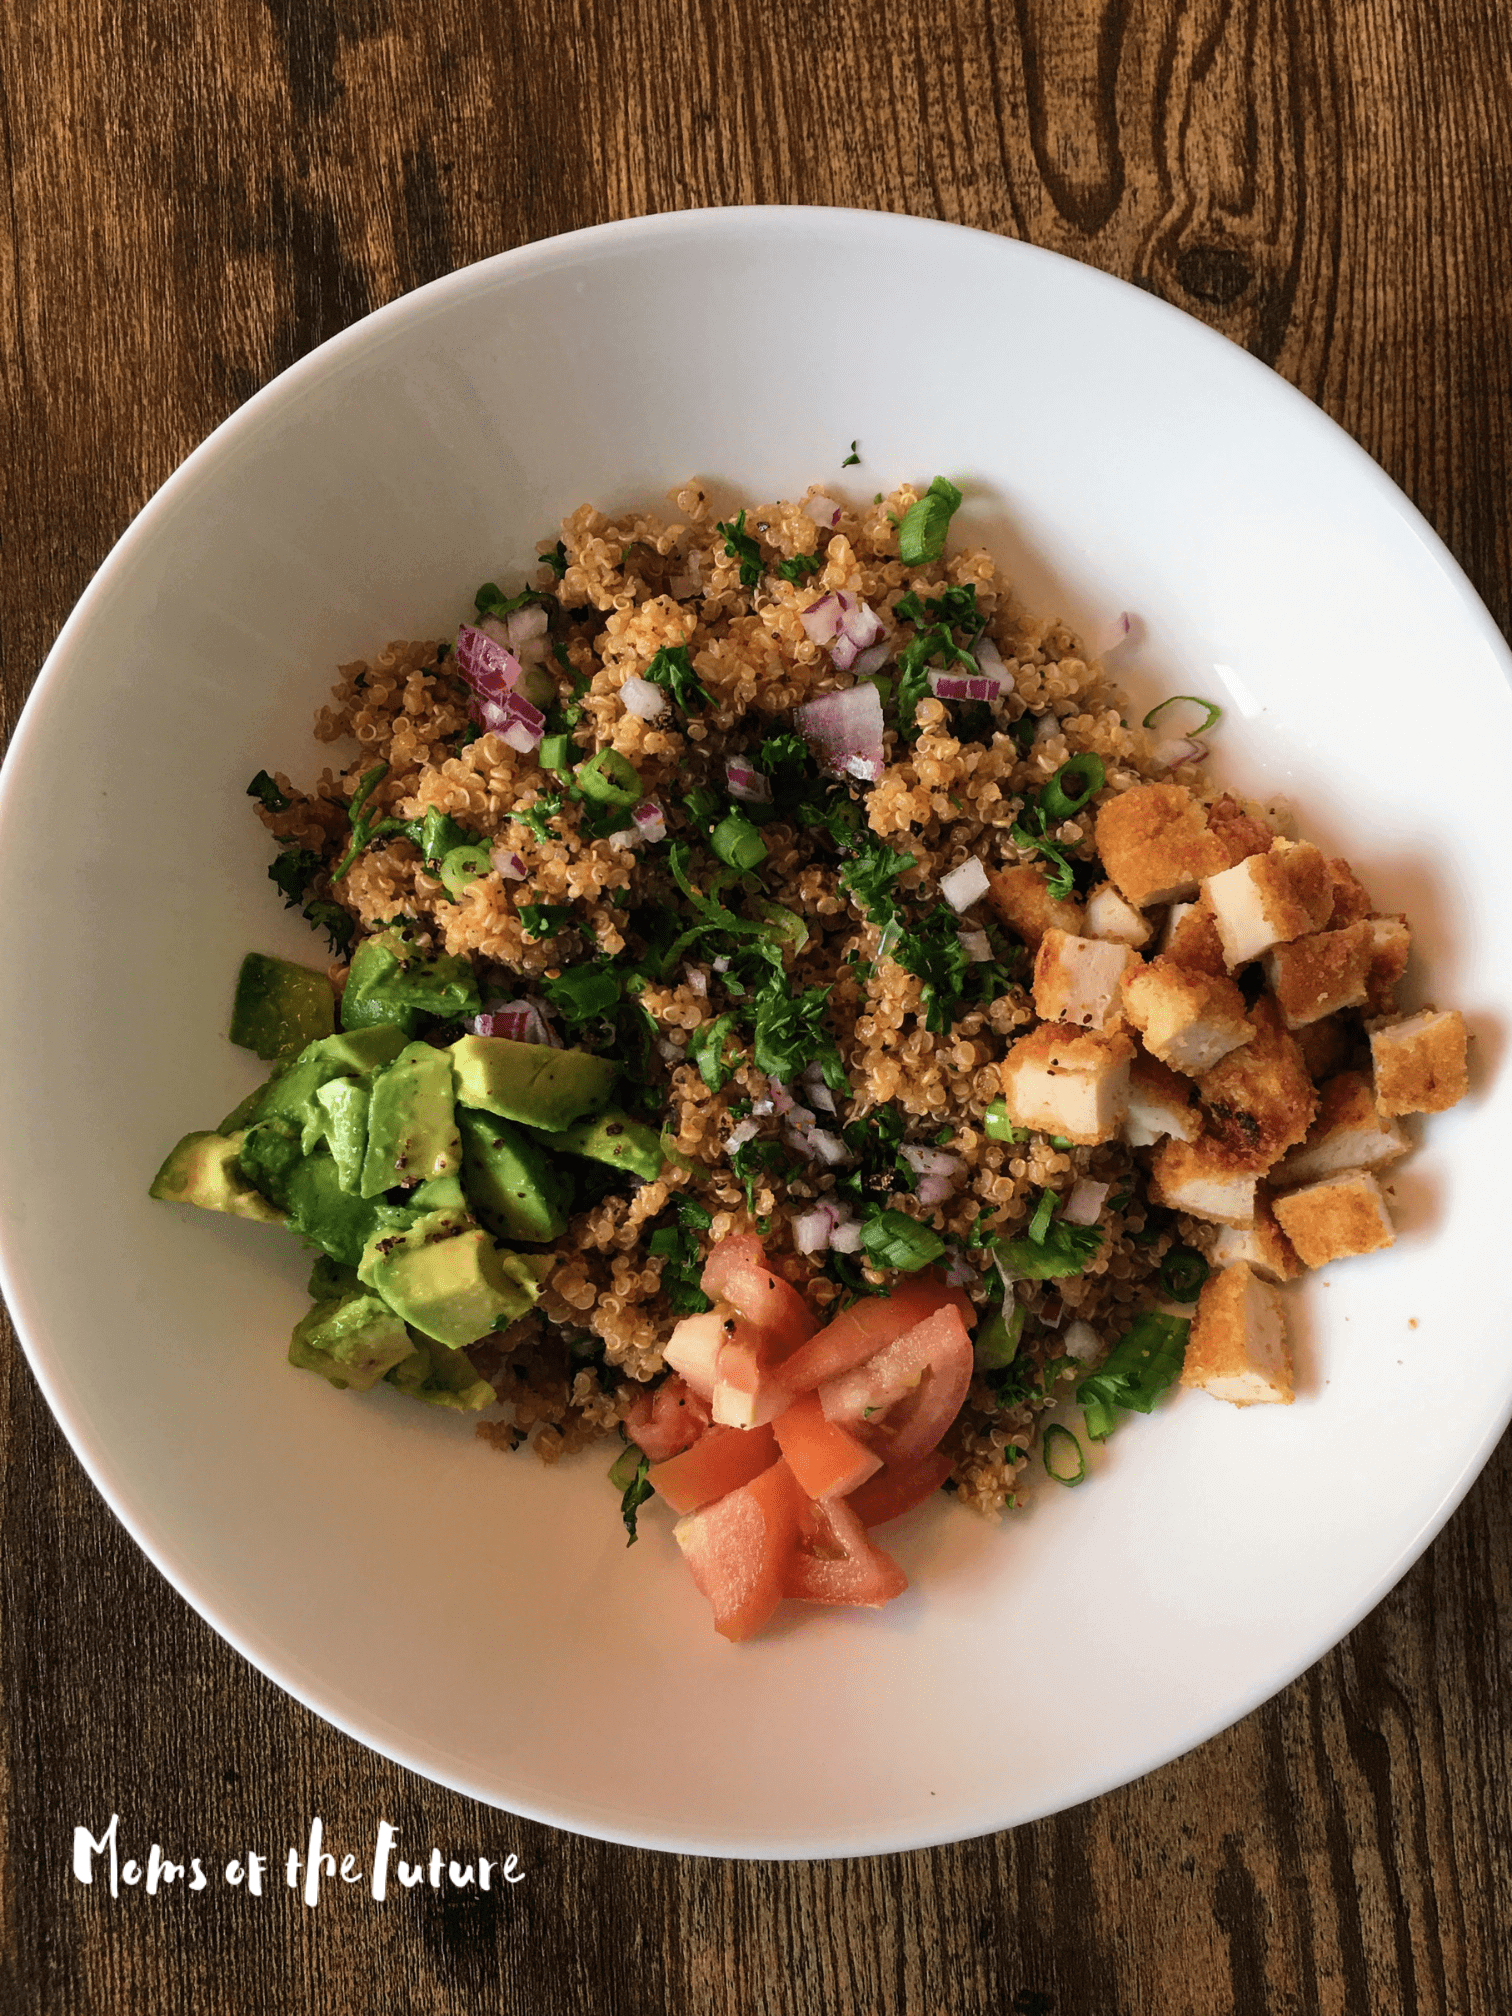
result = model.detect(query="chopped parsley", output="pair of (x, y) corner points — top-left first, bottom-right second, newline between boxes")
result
(267, 847), (322, 909)
(842, 439), (861, 467)
(474, 580), (544, 619)
(752, 978), (846, 1092)
(730, 1135), (795, 1215)
(302, 899), (357, 958)
(688, 1011), (739, 1092)
(715, 508), (764, 589)
(893, 621), (981, 741)
(518, 902), (574, 940)
(541, 963), (620, 1024)
(514, 793), (563, 844)
(247, 769), (291, 813)
(892, 905), (971, 1034)
(618, 1452), (654, 1545)
(893, 582), (987, 637)
(775, 552), (824, 584)
(1076, 1311), (1190, 1439)
(541, 539), (568, 579)
(643, 643), (712, 712)
(647, 1198), (714, 1317)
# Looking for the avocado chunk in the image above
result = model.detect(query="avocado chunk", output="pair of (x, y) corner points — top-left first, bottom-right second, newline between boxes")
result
(449, 1034), (617, 1132)
(385, 1332), (497, 1411)
(340, 929), (482, 1035)
(306, 1025), (411, 1074)
(408, 1171), (467, 1213)
(531, 1108), (666, 1182)
(229, 952), (336, 1060)
(308, 1253), (360, 1299)
(358, 1210), (552, 1348)
(149, 1130), (286, 1223)
(360, 1041), (462, 1199)
(457, 1107), (572, 1243)
(289, 1289), (413, 1392)
(314, 1076), (371, 1192)
(236, 1122), (393, 1266)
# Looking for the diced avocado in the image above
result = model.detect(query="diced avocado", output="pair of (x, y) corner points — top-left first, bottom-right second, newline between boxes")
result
(229, 952), (336, 1060)
(385, 1332), (497, 1412)
(315, 1076), (371, 1192)
(289, 1289), (414, 1392)
(219, 1068), (284, 1134)
(308, 1253), (360, 1299)
(358, 1211), (552, 1348)
(237, 1121), (388, 1266)
(306, 1025), (410, 1073)
(457, 1107), (572, 1243)
(360, 1041), (461, 1199)
(149, 1130), (286, 1224)
(449, 1034), (617, 1132)
(249, 1054), (353, 1148)
(531, 1108), (666, 1182)
(409, 1171), (468, 1212)
(340, 929), (481, 1035)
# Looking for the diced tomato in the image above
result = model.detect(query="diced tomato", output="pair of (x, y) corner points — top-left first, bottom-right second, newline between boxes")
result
(772, 1390), (882, 1501)
(700, 1234), (817, 1362)
(710, 1340), (792, 1429)
(649, 1423), (781, 1515)
(776, 1275), (976, 1395)
(663, 1302), (762, 1403)
(785, 1494), (908, 1608)
(674, 1457), (808, 1642)
(624, 1375), (711, 1463)
(846, 1451), (954, 1527)
(819, 1304), (973, 1468)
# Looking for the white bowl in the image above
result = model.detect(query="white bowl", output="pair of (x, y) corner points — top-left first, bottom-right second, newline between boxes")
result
(2, 208), (1509, 1859)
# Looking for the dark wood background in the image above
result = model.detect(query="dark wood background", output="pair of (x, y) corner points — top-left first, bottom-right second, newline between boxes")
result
(3, 2), (1510, 2010)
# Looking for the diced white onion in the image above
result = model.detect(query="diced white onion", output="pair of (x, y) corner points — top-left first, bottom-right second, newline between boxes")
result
(1062, 1179), (1109, 1226)
(957, 929), (992, 962)
(972, 634), (1014, 691)
(793, 1207), (838, 1255)
(1033, 712), (1063, 744)
(804, 494), (842, 528)
(801, 1061), (837, 1114)
(684, 966), (709, 997)
(915, 1174), (955, 1206)
(899, 1144), (963, 1179)
(1152, 736), (1205, 770)
(828, 1215), (863, 1252)
(806, 1128), (850, 1167)
(939, 856), (990, 913)
(507, 604), (550, 647)
(726, 1118), (760, 1153)
(1064, 1320), (1103, 1362)
(621, 676), (668, 721)
(668, 575), (698, 601)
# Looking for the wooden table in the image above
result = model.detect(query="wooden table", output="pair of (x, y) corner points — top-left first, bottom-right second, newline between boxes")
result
(3, 3), (1510, 2009)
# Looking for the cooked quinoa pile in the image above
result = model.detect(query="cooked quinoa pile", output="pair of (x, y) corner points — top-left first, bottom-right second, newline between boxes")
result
(249, 476), (1469, 1518)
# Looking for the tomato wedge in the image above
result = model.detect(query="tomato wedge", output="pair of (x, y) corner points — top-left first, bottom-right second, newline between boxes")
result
(700, 1235), (817, 1361)
(846, 1451), (954, 1528)
(624, 1374), (712, 1463)
(710, 1339), (792, 1429)
(819, 1304), (973, 1468)
(663, 1303), (764, 1403)
(786, 1494), (908, 1607)
(674, 1457), (807, 1642)
(776, 1275), (975, 1395)
(650, 1423), (780, 1515)
(772, 1390), (882, 1501)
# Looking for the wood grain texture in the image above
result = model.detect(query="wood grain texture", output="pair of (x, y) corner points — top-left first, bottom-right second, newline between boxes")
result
(3, 1), (1511, 2010)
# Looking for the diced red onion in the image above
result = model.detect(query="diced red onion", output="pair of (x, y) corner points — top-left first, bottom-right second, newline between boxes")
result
(899, 1143), (963, 1179)
(610, 798), (667, 849)
(794, 683), (885, 783)
(477, 616), (512, 649)
(804, 494), (842, 528)
(725, 757), (771, 804)
(944, 1250), (977, 1289)
(455, 624), (524, 703)
(829, 597), (884, 673)
(468, 999), (559, 1046)
(1153, 736), (1207, 770)
(712, 956), (730, 974)
(621, 676), (668, 722)
(915, 1173), (955, 1207)
(850, 640), (892, 679)
(929, 670), (1010, 703)
(1063, 1179), (1109, 1226)
(669, 574), (698, 601)
(489, 846), (527, 880)
(1094, 612), (1134, 655)
(957, 929), (991, 962)
(829, 1216), (863, 1253)
(794, 1206), (839, 1255)
(727, 1117), (760, 1153)
(806, 1128), (850, 1168)
(801, 1061), (837, 1114)
(799, 592), (845, 647)
(939, 856), (990, 913)
(972, 633), (1014, 691)
(1064, 1320), (1102, 1362)
(684, 966), (709, 997)
(472, 687), (545, 753)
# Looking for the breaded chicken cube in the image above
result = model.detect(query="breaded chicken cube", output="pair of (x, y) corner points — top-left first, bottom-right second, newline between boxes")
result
(1363, 914), (1410, 1016)
(1205, 795), (1277, 869)
(1326, 857), (1375, 927)
(999, 1025), (1135, 1146)
(1160, 897), (1227, 977)
(1124, 1052), (1202, 1147)
(1032, 929), (1140, 1031)
(1085, 882), (1152, 948)
(1181, 1262), (1293, 1406)
(1122, 956), (1253, 1076)
(1211, 1190), (1302, 1283)
(1273, 1071), (1408, 1189)
(986, 863), (1085, 950)
(1095, 783), (1231, 909)
(1197, 996), (1317, 1172)
(1202, 838), (1335, 969)
(1148, 1136), (1257, 1227)
(1295, 1014), (1354, 1084)
(1272, 1168), (1395, 1267)
(1263, 920), (1374, 1028)
(1369, 1008), (1469, 1116)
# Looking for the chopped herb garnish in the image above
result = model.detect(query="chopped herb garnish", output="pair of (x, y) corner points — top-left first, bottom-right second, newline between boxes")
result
(302, 899), (356, 958)
(514, 793), (563, 843)
(730, 1135), (795, 1214)
(541, 539), (569, 579)
(518, 902), (574, 939)
(474, 580), (544, 619)
(644, 644), (712, 713)
(776, 552), (824, 584)
(1027, 1188), (1058, 1244)
(842, 439), (861, 466)
(1159, 1248), (1211, 1303)
(647, 1197), (715, 1316)
(1039, 752), (1107, 820)
(984, 1098), (1029, 1145)
(860, 1207), (947, 1273)
(1077, 1311), (1189, 1439)
(1042, 1423), (1086, 1486)
(894, 582), (986, 637)
(715, 508), (764, 589)
(752, 978), (846, 1092)
(973, 1300), (1024, 1370)
(542, 964), (621, 1023)
(617, 1451), (654, 1545)
(267, 847), (323, 909)
(247, 769), (291, 813)
(896, 475), (964, 567)
(994, 1193), (1103, 1280)
(892, 905), (971, 1034)
(687, 1011), (739, 1092)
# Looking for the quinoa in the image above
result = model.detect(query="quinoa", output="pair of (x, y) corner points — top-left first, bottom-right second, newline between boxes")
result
(254, 479), (1246, 1516)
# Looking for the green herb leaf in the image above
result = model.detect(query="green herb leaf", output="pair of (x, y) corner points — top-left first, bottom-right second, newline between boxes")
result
(994, 1217), (1104, 1281)
(301, 899), (356, 957)
(518, 902), (574, 940)
(715, 508), (764, 589)
(514, 793), (563, 844)
(842, 440), (860, 467)
(247, 769), (292, 813)
(1076, 1310), (1190, 1439)
(860, 1208), (947, 1273)
(644, 644), (712, 713)
(984, 1098), (1029, 1144)
(776, 552), (824, 584)
(897, 475), (964, 567)
(1159, 1248), (1211, 1303)
(892, 905), (971, 1034)
(619, 1452), (654, 1545)
(688, 1011), (739, 1092)
(541, 540), (569, 579)
(542, 965), (621, 1024)
(475, 581), (545, 619)
(268, 847), (323, 909)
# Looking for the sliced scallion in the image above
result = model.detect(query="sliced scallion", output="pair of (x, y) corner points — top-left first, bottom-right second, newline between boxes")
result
(1042, 1423), (1086, 1486)
(974, 1299), (1025, 1371)
(1142, 695), (1222, 734)
(1159, 1248), (1211, 1303)
(575, 748), (642, 808)
(1027, 1188), (1058, 1245)
(1039, 752), (1106, 820)
(710, 812), (768, 872)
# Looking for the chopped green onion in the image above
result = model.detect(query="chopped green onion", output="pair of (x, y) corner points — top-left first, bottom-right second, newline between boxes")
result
(974, 1300), (1024, 1371)
(710, 812), (768, 872)
(575, 748), (642, 807)
(1042, 1423), (1086, 1486)
(1076, 1310), (1190, 1440)
(1039, 753), (1106, 820)
(897, 475), (964, 567)
(1027, 1188), (1057, 1245)
(1142, 695), (1222, 734)
(437, 843), (493, 902)
(984, 1098), (1028, 1144)
(859, 1208), (946, 1273)
(607, 1443), (643, 1491)
(539, 733), (574, 772)
(1159, 1248), (1211, 1303)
